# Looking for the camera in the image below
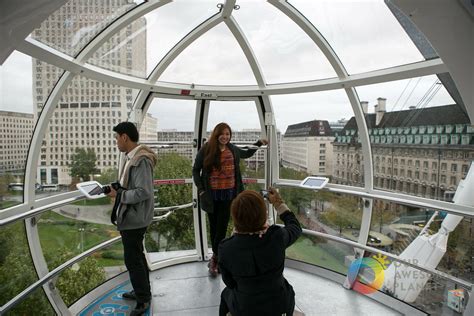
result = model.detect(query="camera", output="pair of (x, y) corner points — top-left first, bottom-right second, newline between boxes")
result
(101, 181), (122, 194)
(260, 189), (269, 199)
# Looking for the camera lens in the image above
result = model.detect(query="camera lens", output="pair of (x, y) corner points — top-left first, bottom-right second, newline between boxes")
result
(102, 185), (111, 194)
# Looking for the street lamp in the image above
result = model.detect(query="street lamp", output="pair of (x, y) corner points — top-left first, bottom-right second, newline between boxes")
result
(78, 227), (85, 253)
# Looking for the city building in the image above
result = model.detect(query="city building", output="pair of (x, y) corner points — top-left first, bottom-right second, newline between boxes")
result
(139, 113), (158, 142)
(31, 0), (146, 184)
(332, 99), (474, 199)
(329, 118), (348, 136)
(156, 129), (280, 171)
(0, 111), (35, 175)
(281, 120), (334, 177)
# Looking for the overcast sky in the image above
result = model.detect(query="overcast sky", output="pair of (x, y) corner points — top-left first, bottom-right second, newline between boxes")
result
(0, 0), (454, 133)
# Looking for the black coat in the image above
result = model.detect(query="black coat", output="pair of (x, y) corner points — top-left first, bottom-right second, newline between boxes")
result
(192, 141), (261, 213)
(218, 211), (302, 316)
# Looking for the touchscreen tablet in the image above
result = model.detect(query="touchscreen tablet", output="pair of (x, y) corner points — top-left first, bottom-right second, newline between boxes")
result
(76, 181), (105, 199)
(300, 176), (329, 190)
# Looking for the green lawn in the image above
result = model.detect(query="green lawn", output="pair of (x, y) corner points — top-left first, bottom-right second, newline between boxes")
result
(0, 200), (20, 209)
(72, 196), (112, 206)
(286, 237), (348, 274)
(38, 212), (119, 269)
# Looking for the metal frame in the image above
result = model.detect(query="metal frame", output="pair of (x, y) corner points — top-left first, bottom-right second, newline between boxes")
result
(17, 38), (447, 97)
(1, 0), (470, 314)
(275, 181), (474, 218)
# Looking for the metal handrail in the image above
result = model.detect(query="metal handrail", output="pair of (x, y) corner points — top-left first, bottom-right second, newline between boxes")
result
(291, 226), (473, 290)
(153, 202), (194, 222)
(0, 236), (122, 314)
(274, 180), (474, 218)
(0, 195), (86, 227)
(154, 202), (194, 213)
(140, 141), (195, 146)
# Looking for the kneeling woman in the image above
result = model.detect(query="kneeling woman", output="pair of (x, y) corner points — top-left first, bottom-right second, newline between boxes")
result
(218, 189), (302, 316)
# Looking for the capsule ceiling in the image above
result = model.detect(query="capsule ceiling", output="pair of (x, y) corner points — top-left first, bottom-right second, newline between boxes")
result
(28, 0), (429, 86)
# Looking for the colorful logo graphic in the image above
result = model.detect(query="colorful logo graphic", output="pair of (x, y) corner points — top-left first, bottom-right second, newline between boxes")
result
(347, 254), (390, 294)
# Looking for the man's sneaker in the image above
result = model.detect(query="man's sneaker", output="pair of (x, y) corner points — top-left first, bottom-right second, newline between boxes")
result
(122, 290), (136, 300)
(130, 301), (150, 316)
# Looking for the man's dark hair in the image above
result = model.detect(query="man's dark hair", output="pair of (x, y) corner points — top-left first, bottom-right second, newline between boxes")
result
(113, 122), (139, 142)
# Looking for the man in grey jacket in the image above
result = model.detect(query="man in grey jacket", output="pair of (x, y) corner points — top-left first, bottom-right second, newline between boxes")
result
(107, 122), (157, 316)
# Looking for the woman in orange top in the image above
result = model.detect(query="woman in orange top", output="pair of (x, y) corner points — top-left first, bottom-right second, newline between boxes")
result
(192, 122), (267, 276)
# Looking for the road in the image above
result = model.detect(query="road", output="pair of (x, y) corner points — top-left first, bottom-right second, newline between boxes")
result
(56, 204), (113, 225)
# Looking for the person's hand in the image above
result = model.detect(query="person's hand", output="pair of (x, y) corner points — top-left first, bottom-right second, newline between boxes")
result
(107, 186), (117, 198)
(267, 187), (283, 208)
(260, 139), (269, 145)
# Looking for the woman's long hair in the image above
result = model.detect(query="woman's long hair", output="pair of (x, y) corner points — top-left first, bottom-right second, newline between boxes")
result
(203, 122), (232, 172)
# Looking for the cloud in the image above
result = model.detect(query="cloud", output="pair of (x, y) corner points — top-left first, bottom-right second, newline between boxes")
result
(0, 52), (33, 114)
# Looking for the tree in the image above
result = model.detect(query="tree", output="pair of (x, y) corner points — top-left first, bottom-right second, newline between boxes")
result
(146, 153), (194, 251)
(52, 251), (106, 306)
(0, 222), (54, 315)
(69, 148), (98, 181)
(321, 210), (353, 234)
(95, 168), (118, 185)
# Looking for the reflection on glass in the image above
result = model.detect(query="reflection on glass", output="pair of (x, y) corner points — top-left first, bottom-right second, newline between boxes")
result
(55, 243), (124, 307)
(159, 23), (258, 85)
(88, 0), (217, 77)
(289, 0), (424, 74)
(38, 205), (117, 270)
(31, 0), (144, 57)
(0, 222), (54, 314)
(233, 1), (336, 84)
(87, 15), (147, 78)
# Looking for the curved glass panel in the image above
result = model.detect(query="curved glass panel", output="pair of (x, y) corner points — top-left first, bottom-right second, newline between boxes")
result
(88, 0), (217, 78)
(1, 52), (64, 209)
(87, 14), (147, 78)
(159, 23), (258, 85)
(280, 189), (359, 274)
(385, 262), (470, 315)
(55, 242), (124, 307)
(38, 205), (117, 270)
(368, 199), (474, 284)
(272, 90), (364, 186)
(356, 75), (473, 200)
(280, 189), (363, 240)
(0, 221), (54, 314)
(145, 98), (196, 262)
(233, 1), (336, 84)
(37, 76), (138, 196)
(31, 0), (144, 57)
(290, 0), (425, 74)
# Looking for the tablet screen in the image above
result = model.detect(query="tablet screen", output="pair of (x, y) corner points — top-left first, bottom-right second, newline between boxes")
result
(82, 183), (102, 195)
(302, 178), (326, 187)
